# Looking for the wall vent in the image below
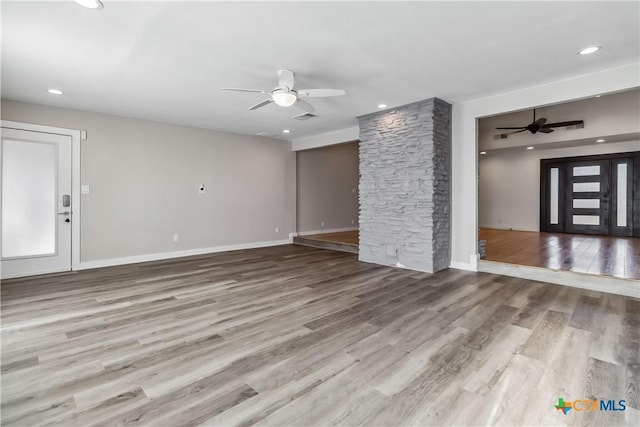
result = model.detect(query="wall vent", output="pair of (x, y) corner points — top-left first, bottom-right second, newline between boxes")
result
(565, 122), (585, 130)
(493, 133), (508, 140)
(293, 113), (317, 121)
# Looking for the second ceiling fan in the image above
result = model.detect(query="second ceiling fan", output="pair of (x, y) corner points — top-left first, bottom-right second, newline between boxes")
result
(222, 69), (345, 114)
(496, 109), (584, 135)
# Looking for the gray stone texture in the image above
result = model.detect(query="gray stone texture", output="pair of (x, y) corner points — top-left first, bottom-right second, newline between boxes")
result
(357, 98), (451, 273)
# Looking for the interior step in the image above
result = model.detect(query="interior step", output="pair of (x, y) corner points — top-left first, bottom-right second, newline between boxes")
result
(293, 236), (358, 254)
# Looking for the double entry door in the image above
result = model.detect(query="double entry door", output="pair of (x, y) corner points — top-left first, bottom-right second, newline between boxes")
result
(541, 152), (637, 237)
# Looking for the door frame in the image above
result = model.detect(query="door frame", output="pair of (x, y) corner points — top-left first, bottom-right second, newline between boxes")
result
(540, 151), (639, 237)
(1, 120), (82, 274)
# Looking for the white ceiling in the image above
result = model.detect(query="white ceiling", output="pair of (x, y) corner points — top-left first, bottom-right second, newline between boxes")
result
(2, 1), (639, 141)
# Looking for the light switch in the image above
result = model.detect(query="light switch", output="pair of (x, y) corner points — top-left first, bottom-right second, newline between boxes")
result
(81, 185), (90, 194)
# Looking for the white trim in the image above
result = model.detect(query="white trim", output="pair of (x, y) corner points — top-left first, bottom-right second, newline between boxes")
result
(1, 120), (82, 272)
(479, 260), (640, 298)
(296, 227), (358, 236)
(449, 261), (475, 271)
(451, 254), (479, 271)
(478, 225), (539, 232)
(1, 267), (72, 280)
(76, 239), (291, 270)
(291, 126), (359, 151)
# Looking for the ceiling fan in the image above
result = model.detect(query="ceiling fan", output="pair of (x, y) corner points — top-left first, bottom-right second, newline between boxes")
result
(496, 109), (584, 135)
(221, 69), (346, 114)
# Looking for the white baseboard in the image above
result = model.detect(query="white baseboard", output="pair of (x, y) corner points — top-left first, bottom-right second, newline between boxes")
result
(479, 225), (538, 232)
(76, 239), (291, 270)
(296, 227), (358, 237)
(2, 267), (72, 280)
(450, 254), (479, 271)
(479, 260), (640, 298)
(449, 261), (476, 271)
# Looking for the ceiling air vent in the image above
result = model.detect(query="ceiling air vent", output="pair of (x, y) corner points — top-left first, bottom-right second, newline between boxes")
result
(493, 133), (508, 140)
(293, 112), (317, 121)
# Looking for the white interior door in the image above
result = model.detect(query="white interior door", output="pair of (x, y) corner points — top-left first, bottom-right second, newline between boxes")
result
(1, 128), (73, 278)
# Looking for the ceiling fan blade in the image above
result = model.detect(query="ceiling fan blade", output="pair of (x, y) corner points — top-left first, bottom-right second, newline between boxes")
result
(544, 120), (584, 128)
(221, 88), (270, 94)
(496, 127), (527, 130)
(249, 99), (273, 111)
(294, 98), (316, 113)
(538, 127), (554, 133)
(278, 69), (295, 89)
(297, 89), (346, 98)
(504, 129), (528, 135)
(534, 118), (547, 127)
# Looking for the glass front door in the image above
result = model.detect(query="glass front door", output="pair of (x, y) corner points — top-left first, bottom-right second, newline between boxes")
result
(541, 152), (637, 237)
(1, 128), (73, 278)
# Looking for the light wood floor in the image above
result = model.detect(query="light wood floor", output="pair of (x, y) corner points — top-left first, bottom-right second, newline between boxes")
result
(480, 228), (640, 280)
(2, 245), (639, 426)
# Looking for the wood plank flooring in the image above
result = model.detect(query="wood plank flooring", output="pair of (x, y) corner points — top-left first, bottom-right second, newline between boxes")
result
(480, 228), (640, 280)
(2, 244), (639, 426)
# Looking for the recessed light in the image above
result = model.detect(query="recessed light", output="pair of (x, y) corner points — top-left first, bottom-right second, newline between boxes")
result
(47, 89), (63, 95)
(596, 139), (605, 143)
(480, 151), (487, 155)
(282, 129), (291, 134)
(526, 146), (534, 150)
(377, 104), (387, 109)
(74, 0), (104, 9)
(578, 46), (601, 55)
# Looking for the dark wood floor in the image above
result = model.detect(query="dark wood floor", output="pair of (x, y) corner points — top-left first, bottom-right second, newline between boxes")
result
(480, 228), (640, 280)
(1, 245), (639, 426)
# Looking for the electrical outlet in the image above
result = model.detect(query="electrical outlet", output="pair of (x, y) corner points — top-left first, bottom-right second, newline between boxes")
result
(275, 226), (279, 233)
(351, 219), (355, 225)
(173, 234), (179, 242)
(321, 221), (325, 227)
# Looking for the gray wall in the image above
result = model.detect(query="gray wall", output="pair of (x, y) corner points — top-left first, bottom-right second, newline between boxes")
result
(296, 141), (359, 233)
(358, 98), (451, 273)
(1, 99), (296, 263)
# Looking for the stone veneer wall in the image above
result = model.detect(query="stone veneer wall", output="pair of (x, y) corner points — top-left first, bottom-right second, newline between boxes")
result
(358, 97), (451, 273)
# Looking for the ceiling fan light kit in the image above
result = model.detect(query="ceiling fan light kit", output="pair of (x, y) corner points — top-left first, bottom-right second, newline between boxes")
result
(222, 69), (345, 115)
(272, 89), (297, 107)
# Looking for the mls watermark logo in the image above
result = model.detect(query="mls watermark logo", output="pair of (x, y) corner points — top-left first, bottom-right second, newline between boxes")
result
(554, 397), (626, 415)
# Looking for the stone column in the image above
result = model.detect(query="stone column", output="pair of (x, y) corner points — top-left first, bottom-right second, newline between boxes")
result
(358, 97), (451, 273)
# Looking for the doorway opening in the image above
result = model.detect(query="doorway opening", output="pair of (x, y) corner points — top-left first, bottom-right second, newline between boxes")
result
(477, 88), (640, 283)
(293, 141), (360, 254)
